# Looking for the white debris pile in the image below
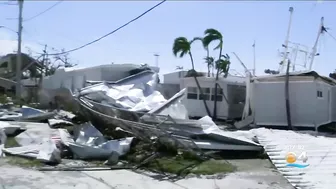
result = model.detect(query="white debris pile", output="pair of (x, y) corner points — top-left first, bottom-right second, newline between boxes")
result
(0, 104), (76, 124)
(1, 121), (133, 164)
(3, 122), (62, 163)
(66, 122), (133, 160)
(0, 129), (6, 157)
(77, 70), (167, 112)
(76, 70), (262, 152)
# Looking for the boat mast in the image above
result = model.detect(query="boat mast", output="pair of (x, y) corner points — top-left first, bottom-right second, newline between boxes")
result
(252, 40), (256, 76)
(279, 7), (294, 73)
(308, 17), (324, 71)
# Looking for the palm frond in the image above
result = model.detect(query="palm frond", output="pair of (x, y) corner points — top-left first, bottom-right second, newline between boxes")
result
(221, 54), (230, 60)
(214, 41), (223, 50)
(190, 37), (205, 48)
(190, 37), (203, 43)
(215, 58), (231, 74)
(172, 37), (190, 57)
(204, 56), (215, 64)
(204, 28), (222, 37)
(203, 28), (223, 49)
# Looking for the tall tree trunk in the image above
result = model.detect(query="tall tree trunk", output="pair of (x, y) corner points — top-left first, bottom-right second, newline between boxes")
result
(206, 48), (210, 77)
(189, 52), (211, 117)
(213, 68), (220, 120)
(285, 59), (293, 130)
(189, 52), (195, 70)
(213, 43), (223, 120)
(207, 65), (210, 77)
(212, 66), (214, 77)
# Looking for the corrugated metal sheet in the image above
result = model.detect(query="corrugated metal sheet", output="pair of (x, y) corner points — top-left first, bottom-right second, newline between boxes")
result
(251, 128), (336, 189)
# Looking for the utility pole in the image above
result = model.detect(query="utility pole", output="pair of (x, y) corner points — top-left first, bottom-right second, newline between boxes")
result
(154, 53), (159, 67)
(15, 0), (23, 100)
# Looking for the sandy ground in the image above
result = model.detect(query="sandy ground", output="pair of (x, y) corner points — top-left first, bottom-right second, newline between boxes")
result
(0, 159), (294, 189)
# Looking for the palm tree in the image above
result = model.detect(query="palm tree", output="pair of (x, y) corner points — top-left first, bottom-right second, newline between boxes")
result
(204, 56), (214, 77)
(172, 37), (211, 116)
(216, 54), (230, 76)
(203, 28), (228, 120)
(189, 37), (214, 77)
(173, 37), (195, 69)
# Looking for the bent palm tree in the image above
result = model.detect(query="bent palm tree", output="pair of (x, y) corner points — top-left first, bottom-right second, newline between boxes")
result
(172, 37), (211, 116)
(204, 56), (214, 77)
(203, 28), (226, 120)
(220, 54), (231, 77)
(190, 37), (214, 77)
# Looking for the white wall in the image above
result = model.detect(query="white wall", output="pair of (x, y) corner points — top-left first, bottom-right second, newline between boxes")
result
(253, 80), (331, 128)
(163, 71), (188, 84)
(180, 77), (228, 119)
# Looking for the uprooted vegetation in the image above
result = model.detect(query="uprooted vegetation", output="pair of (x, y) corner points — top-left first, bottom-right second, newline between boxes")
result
(122, 139), (236, 175)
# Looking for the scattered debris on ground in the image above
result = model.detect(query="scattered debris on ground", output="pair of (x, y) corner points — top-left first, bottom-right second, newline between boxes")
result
(0, 70), (266, 178)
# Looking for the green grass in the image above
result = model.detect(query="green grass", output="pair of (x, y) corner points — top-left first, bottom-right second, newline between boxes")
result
(5, 156), (43, 168)
(5, 137), (20, 148)
(4, 137), (42, 168)
(190, 160), (236, 175)
(148, 157), (236, 175)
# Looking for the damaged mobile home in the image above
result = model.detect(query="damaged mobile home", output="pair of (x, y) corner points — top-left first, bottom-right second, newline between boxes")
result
(163, 70), (246, 120)
(240, 71), (336, 130)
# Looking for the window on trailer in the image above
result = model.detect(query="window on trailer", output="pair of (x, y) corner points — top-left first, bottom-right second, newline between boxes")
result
(187, 87), (198, 99)
(211, 87), (223, 102)
(199, 87), (210, 100)
(317, 90), (323, 98)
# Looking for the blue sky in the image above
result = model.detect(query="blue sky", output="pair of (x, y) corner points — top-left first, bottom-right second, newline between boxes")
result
(0, 0), (335, 76)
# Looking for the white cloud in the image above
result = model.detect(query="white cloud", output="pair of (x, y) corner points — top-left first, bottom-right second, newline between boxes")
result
(0, 31), (41, 56)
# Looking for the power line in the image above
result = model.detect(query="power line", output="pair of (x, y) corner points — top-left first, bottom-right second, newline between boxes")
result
(24, 0), (63, 22)
(325, 30), (336, 43)
(40, 0), (166, 56)
(7, 0), (63, 22)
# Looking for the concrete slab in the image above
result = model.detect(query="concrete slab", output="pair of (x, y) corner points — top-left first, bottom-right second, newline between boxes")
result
(0, 159), (294, 189)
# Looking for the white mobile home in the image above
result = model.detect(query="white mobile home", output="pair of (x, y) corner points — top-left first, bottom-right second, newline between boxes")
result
(180, 76), (246, 120)
(164, 70), (207, 84)
(247, 71), (336, 129)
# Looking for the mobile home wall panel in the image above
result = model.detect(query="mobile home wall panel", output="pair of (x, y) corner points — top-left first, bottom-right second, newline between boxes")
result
(254, 82), (318, 127)
(331, 87), (336, 121)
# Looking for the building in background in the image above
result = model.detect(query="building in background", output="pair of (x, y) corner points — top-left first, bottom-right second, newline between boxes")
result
(162, 70), (246, 120)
